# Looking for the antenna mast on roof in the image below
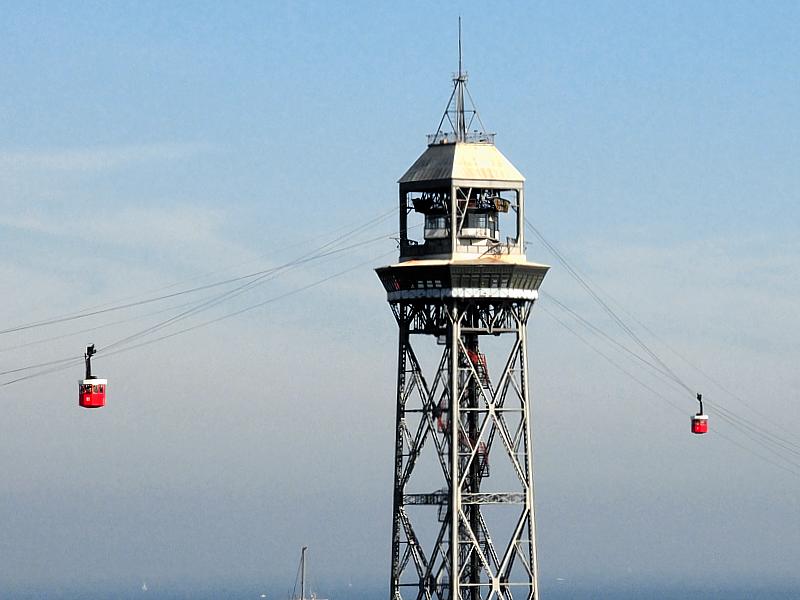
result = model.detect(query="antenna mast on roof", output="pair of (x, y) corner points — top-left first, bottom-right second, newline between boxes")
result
(430, 18), (494, 145)
(455, 16), (467, 141)
(458, 16), (463, 76)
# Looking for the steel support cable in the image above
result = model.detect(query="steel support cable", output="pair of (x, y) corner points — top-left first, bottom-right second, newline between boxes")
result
(99, 267), (288, 351)
(531, 222), (800, 448)
(541, 292), (692, 398)
(98, 217), (427, 354)
(97, 250), (396, 361)
(710, 426), (800, 479)
(0, 223), (408, 380)
(18, 205), (397, 330)
(539, 305), (686, 414)
(541, 306), (800, 478)
(0, 277), (266, 336)
(0, 211), (400, 383)
(99, 230), (398, 353)
(528, 221), (800, 454)
(0, 218), (400, 361)
(0, 206), (397, 337)
(711, 409), (800, 474)
(543, 290), (800, 458)
(0, 357), (86, 388)
(463, 85), (489, 135)
(530, 219), (692, 393)
(105, 203), (397, 307)
(0, 249), (393, 389)
(595, 294), (800, 447)
(435, 83), (460, 139)
(91, 207), (402, 353)
(0, 259), (305, 376)
(0, 288), (270, 376)
(710, 402), (800, 459)
(0, 296), (216, 355)
(526, 218), (695, 395)
(0, 355), (82, 377)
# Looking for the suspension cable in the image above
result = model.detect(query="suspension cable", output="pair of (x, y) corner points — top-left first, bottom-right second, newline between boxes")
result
(0, 206), (396, 338)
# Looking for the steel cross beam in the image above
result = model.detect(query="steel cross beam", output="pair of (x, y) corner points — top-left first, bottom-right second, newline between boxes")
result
(388, 298), (539, 600)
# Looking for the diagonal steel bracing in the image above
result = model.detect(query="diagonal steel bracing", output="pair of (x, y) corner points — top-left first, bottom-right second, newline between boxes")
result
(388, 299), (539, 600)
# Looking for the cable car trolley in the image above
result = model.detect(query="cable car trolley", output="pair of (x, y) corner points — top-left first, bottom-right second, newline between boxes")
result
(691, 393), (708, 435)
(79, 344), (106, 409)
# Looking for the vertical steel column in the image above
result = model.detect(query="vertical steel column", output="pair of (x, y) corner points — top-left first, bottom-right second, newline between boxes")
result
(449, 304), (461, 600)
(390, 304), (408, 600)
(450, 184), (458, 255)
(519, 305), (538, 600)
(399, 191), (408, 250)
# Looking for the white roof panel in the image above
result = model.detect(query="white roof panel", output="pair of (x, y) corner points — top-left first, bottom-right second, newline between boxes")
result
(399, 142), (525, 185)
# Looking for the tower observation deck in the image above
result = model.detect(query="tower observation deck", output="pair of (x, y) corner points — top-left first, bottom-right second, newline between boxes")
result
(376, 59), (549, 600)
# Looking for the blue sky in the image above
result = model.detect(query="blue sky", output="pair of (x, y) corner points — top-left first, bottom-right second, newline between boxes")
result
(0, 1), (798, 597)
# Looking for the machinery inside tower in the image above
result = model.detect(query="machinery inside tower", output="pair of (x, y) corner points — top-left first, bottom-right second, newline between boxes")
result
(402, 185), (520, 260)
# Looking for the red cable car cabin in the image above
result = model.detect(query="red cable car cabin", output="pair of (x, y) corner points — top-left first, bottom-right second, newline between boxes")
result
(691, 413), (708, 434)
(78, 344), (106, 409)
(691, 392), (708, 434)
(79, 378), (107, 408)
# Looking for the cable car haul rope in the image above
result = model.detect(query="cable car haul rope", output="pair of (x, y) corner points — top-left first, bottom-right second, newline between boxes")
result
(1, 206), (404, 404)
(525, 219), (800, 477)
(2, 205), (799, 479)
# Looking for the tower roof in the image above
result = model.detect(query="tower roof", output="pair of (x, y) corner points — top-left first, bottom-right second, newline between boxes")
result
(399, 29), (524, 190)
(398, 141), (525, 188)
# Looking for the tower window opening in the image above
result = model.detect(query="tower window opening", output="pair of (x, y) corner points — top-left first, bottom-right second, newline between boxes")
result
(497, 189), (520, 247)
(424, 215), (449, 239)
(461, 211), (499, 241)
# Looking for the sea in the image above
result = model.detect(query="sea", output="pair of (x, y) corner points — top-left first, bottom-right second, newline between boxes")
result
(3, 583), (799, 600)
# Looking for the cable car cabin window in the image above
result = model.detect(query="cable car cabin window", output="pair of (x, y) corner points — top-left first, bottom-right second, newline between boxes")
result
(462, 213), (499, 240)
(424, 216), (449, 239)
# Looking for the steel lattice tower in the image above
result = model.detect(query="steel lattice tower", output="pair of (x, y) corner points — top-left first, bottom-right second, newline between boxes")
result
(376, 65), (549, 600)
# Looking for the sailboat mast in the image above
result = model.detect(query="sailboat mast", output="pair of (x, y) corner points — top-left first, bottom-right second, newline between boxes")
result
(301, 546), (307, 600)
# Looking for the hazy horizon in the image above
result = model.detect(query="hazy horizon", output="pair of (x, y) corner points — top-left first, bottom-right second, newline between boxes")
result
(1, 1), (798, 597)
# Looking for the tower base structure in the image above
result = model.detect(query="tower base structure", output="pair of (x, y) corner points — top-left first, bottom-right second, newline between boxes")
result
(377, 258), (548, 600)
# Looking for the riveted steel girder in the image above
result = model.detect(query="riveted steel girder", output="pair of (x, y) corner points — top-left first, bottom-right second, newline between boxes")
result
(386, 294), (540, 600)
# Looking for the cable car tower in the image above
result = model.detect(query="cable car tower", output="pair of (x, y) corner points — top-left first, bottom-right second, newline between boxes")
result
(376, 46), (549, 600)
